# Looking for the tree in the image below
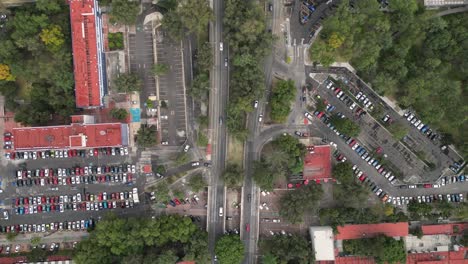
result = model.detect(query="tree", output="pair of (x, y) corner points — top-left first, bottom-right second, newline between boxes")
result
(110, 108), (129, 120)
(252, 160), (282, 191)
(328, 32), (345, 49)
(215, 235), (245, 264)
(6, 232), (17, 241)
(262, 253), (278, 264)
(407, 200), (433, 220)
(260, 234), (313, 264)
(343, 235), (406, 264)
(178, 0), (214, 37)
(330, 115), (361, 137)
(175, 152), (189, 166)
(27, 248), (48, 262)
(36, 0), (63, 13)
(155, 250), (179, 264)
(270, 79), (296, 123)
(410, 226), (423, 238)
(0, 64), (15, 81)
(188, 174), (206, 192)
(272, 134), (306, 174)
(40, 25), (65, 52)
(183, 230), (210, 263)
(223, 163), (244, 188)
(332, 162), (354, 184)
(279, 184), (323, 223)
(109, 0), (139, 25)
(108, 32), (124, 50)
(388, 123), (408, 141)
(152, 64), (169, 76)
(114, 73), (142, 93)
(196, 42), (213, 72)
(136, 125), (157, 147)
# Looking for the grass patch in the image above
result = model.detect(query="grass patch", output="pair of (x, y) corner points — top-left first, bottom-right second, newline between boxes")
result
(108, 32), (124, 51)
(227, 135), (244, 167)
(197, 130), (208, 147)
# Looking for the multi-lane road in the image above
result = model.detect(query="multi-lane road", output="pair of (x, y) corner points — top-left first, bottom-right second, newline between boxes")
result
(207, 0), (229, 261)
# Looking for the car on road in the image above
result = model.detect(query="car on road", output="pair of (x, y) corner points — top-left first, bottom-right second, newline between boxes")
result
(224, 58), (228, 67)
(183, 145), (190, 152)
(253, 100), (258, 108)
(258, 114), (263, 122)
(191, 161), (200, 167)
(219, 207), (223, 217)
(219, 42), (223, 51)
(246, 223), (250, 232)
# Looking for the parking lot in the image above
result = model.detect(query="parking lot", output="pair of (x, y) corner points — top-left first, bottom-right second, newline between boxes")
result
(154, 29), (187, 146)
(128, 28), (156, 118)
(0, 147), (150, 229)
(306, 67), (464, 182)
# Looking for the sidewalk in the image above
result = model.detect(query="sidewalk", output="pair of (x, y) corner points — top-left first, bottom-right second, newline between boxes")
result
(0, 230), (88, 245)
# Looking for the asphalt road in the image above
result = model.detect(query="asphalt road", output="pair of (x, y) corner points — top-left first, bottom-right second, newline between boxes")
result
(207, 0), (229, 261)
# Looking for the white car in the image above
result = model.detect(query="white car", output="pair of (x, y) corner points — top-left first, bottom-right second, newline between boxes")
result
(326, 82), (333, 89)
(407, 114), (415, 121)
(183, 145), (190, 152)
(191, 161), (200, 167)
(352, 143), (359, 150)
(329, 142), (337, 148)
(304, 112), (313, 121)
(349, 102), (356, 110)
(258, 114), (263, 122)
(414, 120), (421, 127)
(417, 123), (425, 130)
(352, 165), (358, 171)
(161, 141), (169, 145)
(253, 100), (258, 108)
(356, 92), (362, 100)
(219, 42), (223, 51)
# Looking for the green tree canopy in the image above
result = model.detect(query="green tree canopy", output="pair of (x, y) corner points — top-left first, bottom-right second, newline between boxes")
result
(343, 235), (406, 264)
(279, 183), (323, 223)
(223, 163), (244, 188)
(272, 134), (307, 174)
(260, 234), (314, 264)
(152, 64), (170, 76)
(114, 73), (142, 93)
(109, 0), (139, 25)
(330, 115), (361, 137)
(188, 174), (207, 193)
(136, 125), (158, 148)
(270, 79), (296, 123)
(332, 162), (354, 184)
(110, 108), (129, 120)
(215, 235), (245, 264)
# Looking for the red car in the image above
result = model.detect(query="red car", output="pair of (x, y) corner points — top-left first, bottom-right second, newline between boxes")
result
(334, 88), (341, 94)
(174, 198), (181, 205)
(359, 174), (366, 182)
(127, 174), (133, 182)
(4, 136), (11, 141)
(15, 198), (19, 206)
(423, 184), (432, 188)
(245, 223), (250, 232)
(93, 148), (99, 156)
(37, 205), (42, 213)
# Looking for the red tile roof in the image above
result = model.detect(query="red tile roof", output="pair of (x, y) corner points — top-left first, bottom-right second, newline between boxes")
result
(70, 0), (102, 108)
(303, 145), (332, 180)
(335, 222), (409, 240)
(406, 247), (467, 264)
(422, 223), (468, 236)
(12, 123), (127, 150)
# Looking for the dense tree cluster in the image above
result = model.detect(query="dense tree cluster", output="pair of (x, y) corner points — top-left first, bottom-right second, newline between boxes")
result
(319, 206), (408, 231)
(310, 0), (468, 156)
(109, 108), (128, 121)
(223, 163), (244, 188)
(188, 173), (207, 193)
(272, 134), (307, 174)
(330, 115), (361, 137)
(270, 79), (296, 123)
(108, 32), (124, 51)
(343, 235), (406, 264)
(114, 73), (142, 93)
(108, 0), (139, 25)
(224, 0), (274, 139)
(260, 234), (314, 264)
(136, 125), (158, 148)
(215, 235), (245, 264)
(279, 183), (323, 223)
(407, 199), (468, 220)
(74, 214), (209, 264)
(0, 0), (75, 125)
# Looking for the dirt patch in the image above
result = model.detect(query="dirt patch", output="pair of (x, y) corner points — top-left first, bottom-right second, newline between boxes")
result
(227, 136), (244, 167)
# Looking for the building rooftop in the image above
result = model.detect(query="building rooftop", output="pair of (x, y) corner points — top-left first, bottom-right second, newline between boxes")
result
(303, 145), (331, 180)
(310, 226), (335, 261)
(424, 0), (468, 6)
(422, 223), (468, 236)
(70, 0), (101, 108)
(12, 123), (128, 150)
(335, 222), (409, 240)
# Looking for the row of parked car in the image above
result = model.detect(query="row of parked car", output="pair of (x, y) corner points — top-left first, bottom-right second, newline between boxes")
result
(5, 147), (129, 160)
(14, 191), (137, 207)
(1, 218), (95, 234)
(3, 132), (13, 150)
(165, 194), (200, 207)
(325, 79), (374, 111)
(15, 164), (137, 179)
(14, 199), (136, 215)
(403, 111), (438, 141)
(15, 173), (134, 187)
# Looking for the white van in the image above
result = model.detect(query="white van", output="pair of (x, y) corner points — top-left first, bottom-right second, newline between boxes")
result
(219, 207), (223, 217)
